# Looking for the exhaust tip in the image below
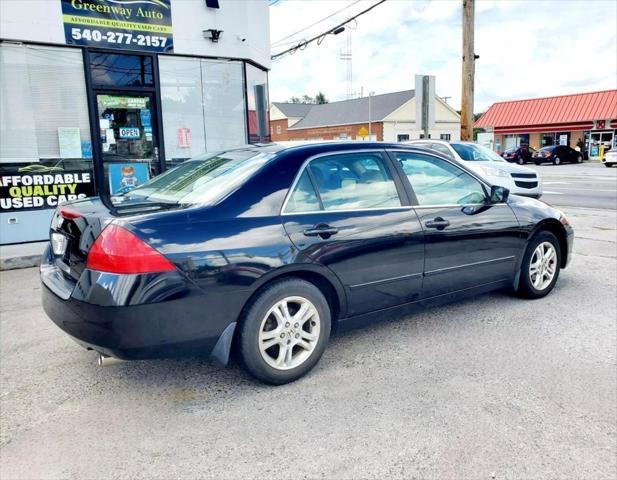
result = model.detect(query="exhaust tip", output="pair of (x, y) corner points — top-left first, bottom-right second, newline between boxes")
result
(97, 353), (125, 367)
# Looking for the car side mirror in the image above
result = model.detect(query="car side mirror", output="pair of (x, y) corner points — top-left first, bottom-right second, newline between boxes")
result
(489, 185), (509, 204)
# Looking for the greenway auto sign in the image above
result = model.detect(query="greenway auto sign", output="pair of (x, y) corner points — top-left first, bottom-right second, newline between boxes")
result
(61, 0), (173, 52)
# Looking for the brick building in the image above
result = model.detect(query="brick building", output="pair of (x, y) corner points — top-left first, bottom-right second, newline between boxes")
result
(270, 90), (461, 143)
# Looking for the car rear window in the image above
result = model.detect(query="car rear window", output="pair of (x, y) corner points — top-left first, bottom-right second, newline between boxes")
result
(117, 149), (274, 206)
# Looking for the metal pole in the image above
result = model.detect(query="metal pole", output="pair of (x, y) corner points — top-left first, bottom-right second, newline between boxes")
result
(461, 0), (475, 141)
(368, 92), (373, 140)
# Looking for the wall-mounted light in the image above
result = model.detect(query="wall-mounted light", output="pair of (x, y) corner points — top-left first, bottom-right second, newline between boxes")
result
(203, 29), (223, 43)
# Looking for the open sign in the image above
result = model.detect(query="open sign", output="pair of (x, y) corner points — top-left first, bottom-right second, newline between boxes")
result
(119, 127), (140, 139)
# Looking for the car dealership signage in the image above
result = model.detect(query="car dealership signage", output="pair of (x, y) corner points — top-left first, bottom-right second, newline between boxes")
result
(61, 0), (173, 52)
(0, 171), (95, 212)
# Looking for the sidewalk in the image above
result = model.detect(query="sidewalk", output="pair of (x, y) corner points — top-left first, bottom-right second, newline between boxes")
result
(0, 241), (47, 270)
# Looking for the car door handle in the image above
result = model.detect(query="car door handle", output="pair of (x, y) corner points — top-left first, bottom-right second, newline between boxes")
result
(425, 217), (450, 230)
(303, 224), (339, 238)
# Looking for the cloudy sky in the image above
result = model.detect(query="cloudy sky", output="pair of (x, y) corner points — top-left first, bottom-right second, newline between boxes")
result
(269, 0), (617, 112)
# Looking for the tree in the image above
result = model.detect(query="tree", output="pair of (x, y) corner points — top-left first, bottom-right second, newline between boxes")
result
(287, 92), (329, 104)
(314, 91), (328, 104)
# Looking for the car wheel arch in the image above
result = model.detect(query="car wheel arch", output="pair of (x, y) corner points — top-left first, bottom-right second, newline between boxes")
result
(237, 265), (346, 332)
(528, 219), (569, 268)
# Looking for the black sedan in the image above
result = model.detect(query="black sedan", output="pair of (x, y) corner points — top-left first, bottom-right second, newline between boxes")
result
(502, 146), (535, 164)
(41, 143), (573, 384)
(533, 145), (584, 165)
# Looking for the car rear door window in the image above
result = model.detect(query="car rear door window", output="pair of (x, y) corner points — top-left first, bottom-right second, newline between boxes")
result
(285, 153), (402, 212)
(285, 170), (320, 213)
(394, 152), (486, 206)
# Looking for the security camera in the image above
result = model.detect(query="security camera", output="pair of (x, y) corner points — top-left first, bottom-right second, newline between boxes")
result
(236, 35), (247, 42)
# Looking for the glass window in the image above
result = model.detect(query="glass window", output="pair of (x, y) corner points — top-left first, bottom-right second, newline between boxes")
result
(90, 53), (154, 87)
(246, 64), (270, 143)
(439, 133), (451, 141)
(119, 148), (274, 206)
(0, 44), (92, 166)
(451, 143), (506, 162)
(430, 143), (454, 159)
(308, 153), (401, 211)
(285, 170), (320, 213)
(202, 60), (247, 151)
(159, 56), (206, 166)
(159, 57), (247, 167)
(395, 153), (486, 206)
(397, 134), (410, 142)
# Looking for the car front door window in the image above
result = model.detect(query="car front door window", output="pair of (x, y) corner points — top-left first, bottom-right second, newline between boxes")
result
(394, 152), (486, 206)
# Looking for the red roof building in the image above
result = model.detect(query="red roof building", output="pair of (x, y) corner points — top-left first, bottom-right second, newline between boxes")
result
(475, 90), (617, 159)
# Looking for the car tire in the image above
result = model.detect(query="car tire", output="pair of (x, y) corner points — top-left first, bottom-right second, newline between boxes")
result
(576, 154), (583, 163)
(238, 278), (331, 384)
(534, 161), (541, 166)
(605, 163), (613, 168)
(553, 156), (561, 165)
(516, 231), (562, 299)
(517, 157), (524, 165)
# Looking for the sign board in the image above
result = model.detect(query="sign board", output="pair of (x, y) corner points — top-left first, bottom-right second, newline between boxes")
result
(358, 127), (368, 140)
(559, 134), (568, 146)
(119, 127), (141, 139)
(108, 163), (150, 195)
(415, 75), (436, 133)
(61, 0), (173, 53)
(98, 95), (148, 109)
(0, 171), (95, 212)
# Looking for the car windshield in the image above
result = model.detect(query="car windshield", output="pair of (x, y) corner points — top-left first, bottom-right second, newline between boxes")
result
(116, 148), (275, 205)
(451, 143), (506, 162)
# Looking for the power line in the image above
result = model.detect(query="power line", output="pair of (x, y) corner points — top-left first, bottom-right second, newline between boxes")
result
(271, 0), (362, 47)
(271, 0), (387, 61)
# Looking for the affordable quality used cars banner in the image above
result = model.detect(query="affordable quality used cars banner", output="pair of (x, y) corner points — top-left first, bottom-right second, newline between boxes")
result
(61, 0), (173, 53)
(0, 171), (95, 212)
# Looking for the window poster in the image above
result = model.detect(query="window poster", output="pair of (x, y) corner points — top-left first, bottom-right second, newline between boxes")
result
(108, 163), (150, 195)
(0, 170), (95, 212)
(58, 127), (82, 158)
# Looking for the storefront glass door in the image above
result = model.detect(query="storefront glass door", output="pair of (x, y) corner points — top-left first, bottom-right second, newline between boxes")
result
(96, 93), (160, 195)
(589, 131), (614, 160)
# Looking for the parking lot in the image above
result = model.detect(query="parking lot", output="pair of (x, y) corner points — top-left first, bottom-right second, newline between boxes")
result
(1, 163), (615, 479)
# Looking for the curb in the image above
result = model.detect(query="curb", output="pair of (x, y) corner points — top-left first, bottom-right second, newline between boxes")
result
(0, 255), (42, 271)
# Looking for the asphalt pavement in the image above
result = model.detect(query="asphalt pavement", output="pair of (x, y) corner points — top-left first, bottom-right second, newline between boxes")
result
(530, 162), (617, 210)
(1, 173), (616, 479)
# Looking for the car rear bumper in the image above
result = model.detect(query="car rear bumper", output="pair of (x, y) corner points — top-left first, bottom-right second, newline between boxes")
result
(40, 245), (239, 362)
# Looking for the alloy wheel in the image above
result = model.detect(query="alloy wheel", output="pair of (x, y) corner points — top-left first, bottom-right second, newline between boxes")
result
(258, 296), (321, 370)
(529, 241), (557, 291)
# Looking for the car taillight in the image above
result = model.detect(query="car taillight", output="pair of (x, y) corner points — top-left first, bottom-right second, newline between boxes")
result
(86, 224), (176, 274)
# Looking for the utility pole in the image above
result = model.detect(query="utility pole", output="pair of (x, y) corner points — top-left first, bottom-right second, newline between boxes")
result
(461, 0), (476, 141)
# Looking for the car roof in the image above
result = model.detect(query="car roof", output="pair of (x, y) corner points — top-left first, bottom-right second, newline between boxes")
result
(236, 141), (441, 156)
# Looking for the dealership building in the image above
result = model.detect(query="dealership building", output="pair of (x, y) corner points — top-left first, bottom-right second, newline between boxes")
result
(0, 0), (271, 245)
(475, 90), (617, 159)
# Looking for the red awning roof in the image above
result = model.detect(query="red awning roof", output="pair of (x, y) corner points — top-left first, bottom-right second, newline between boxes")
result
(476, 90), (617, 129)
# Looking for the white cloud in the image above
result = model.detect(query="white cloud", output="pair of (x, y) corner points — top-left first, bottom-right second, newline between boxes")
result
(269, 0), (617, 112)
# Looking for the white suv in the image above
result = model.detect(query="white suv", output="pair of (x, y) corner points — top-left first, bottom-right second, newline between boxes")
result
(406, 140), (543, 198)
(602, 149), (616, 168)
